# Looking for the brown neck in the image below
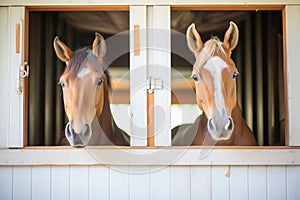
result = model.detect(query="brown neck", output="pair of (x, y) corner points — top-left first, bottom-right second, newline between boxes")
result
(94, 80), (118, 145)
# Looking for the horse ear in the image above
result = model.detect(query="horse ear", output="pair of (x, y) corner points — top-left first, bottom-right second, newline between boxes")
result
(92, 33), (106, 57)
(186, 23), (203, 55)
(223, 21), (239, 51)
(53, 36), (73, 64)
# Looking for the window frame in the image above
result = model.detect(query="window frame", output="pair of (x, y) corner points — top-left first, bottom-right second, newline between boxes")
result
(1, 1), (300, 166)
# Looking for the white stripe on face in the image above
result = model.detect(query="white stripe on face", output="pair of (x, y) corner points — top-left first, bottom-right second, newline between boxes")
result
(203, 56), (228, 116)
(77, 68), (91, 79)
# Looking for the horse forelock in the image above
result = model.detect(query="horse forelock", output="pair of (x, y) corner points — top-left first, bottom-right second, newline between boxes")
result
(195, 37), (226, 71)
(63, 47), (101, 78)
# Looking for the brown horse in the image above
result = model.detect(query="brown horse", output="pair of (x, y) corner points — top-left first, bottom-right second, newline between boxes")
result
(172, 22), (256, 146)
(53, 33), (130, 147)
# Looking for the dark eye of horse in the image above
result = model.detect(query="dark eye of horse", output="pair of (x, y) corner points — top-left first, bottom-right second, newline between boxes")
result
(192, 74), (200, 82)
(60, 80), (67, 89)
(232, 71), (239, 79)
(96, 78), (103, 86)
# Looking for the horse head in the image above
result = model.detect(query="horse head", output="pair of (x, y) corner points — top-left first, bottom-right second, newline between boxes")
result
(53, 33), (107, 147)
(186, 21), (239, 141)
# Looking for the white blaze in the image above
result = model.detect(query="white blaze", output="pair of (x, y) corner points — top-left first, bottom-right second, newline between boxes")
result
(204, 56), (228, 116)
(77, 68), (91, 79)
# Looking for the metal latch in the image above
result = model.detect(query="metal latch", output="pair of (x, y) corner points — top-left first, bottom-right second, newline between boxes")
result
(147, 76), (163, 94)
(16, 62), (29, 95)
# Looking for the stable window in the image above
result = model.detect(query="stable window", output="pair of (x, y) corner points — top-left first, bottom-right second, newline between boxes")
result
(170, 8), (285, 146)
(3, 4), (300, 148)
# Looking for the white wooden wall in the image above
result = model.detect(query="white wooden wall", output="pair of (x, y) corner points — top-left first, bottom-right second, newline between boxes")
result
(1, 165), (300, 200)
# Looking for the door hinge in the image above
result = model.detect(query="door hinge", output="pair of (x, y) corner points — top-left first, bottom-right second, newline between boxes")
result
(147, 76), (163, 94)
(16, 62), (29, 95)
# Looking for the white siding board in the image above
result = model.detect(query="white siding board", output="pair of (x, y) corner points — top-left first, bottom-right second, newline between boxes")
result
(51, 166), (70, 200)
(287, 166), (300, 200)
(191, 166), (211, 200)
(130, 166), (150, 200)
(89, 166), (109, 200)
(13, 166), (32, 200)
(211, 166), (230, 200)
(8, 6), (25, 147)
(110, 166), (129, 200)
(170, 166), (191, 200)
(70, 166), (89, 200)
(267, 166), (287, 200)
(150, 166), (170, 200)
(152, 6), (171, 146)
(230, 166), (249, 200)
(130, 5), (147, 146)
(0, 7), (9, 148)
(248, 166), (267, 200)
(32, 166), (51, 200)
(0, 166), (13, 200)
(286, 5), (300, 146)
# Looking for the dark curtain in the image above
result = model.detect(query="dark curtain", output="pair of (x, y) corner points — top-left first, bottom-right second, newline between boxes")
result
(29, 12), (69, 145)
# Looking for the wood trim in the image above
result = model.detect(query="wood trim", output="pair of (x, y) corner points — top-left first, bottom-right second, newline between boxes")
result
(1, 148), (300, 166)
(23, 8), (29, 147)
(15, 24), (20, 53)
(147, 93), (154, 146)
(133, 25), (140, 56)
(171, 5), (285, 11)
(26, 5), (129, 11)
(282, 7), (289, 146)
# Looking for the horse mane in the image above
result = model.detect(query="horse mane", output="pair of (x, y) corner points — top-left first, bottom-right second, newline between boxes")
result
(62, 47), (111, 87)
(195, 36), (226, 69)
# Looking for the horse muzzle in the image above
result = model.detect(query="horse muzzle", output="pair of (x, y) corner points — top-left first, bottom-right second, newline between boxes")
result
(65, 122), (92, 147)
(207, 110), (234, 141)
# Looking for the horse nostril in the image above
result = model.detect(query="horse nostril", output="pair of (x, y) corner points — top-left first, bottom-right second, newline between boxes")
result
(208, 118), (216, 132)
(225, 117), (234, 131)
(65, 123), (73, 138)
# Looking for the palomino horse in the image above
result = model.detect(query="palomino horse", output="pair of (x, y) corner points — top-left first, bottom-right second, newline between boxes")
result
(172, 22), (256, 145)
(53, 33), (130, 147)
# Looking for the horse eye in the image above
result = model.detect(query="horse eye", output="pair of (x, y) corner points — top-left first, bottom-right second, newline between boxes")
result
(96, 78), (103, 86)
(232, 71), (239, 79)
(59, 80), (67, 89)
(192, 74), (200, 82)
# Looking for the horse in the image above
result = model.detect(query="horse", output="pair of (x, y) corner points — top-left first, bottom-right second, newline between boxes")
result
(53, 33), (130, 147)
(172, 22), (256, 146)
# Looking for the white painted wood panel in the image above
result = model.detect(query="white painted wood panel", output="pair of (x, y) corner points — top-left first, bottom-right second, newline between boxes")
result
(211, 166), (230, 200)
(70, 166), (89, 200)
(191, 166), (211, 200)
(152, 6), (171, 146)
(110, 166), (129, 200)
(32, 166), (51, 200)
(0, 0), (299, 6)
(0, 165), (300, 199)
(0, 7), (10, 148)
(0, 167), (13, 199)
(130, 166), (150, 200)
(230, 166), (249, 200)
(130, 5), (147, 146)
(286, 5), (300, 146)
(13, 166), (32, 200)
(51, 166), (70, 200)
(248, 166), (267, 200)
(170, 166), (191, 200)
(287, 166), (300, 200)
(8, 6), (25, 148)
(89, 166), (110, 200)
(150, 166), (170, 200)
(267, 166), (287, 200)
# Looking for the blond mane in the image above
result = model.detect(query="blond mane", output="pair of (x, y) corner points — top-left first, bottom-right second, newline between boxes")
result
(195, 37), (226, 69)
